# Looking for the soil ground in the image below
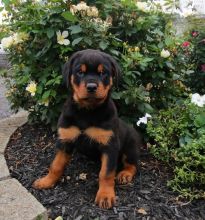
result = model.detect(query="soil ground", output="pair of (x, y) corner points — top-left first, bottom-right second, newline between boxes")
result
(5, 123), (205, 220)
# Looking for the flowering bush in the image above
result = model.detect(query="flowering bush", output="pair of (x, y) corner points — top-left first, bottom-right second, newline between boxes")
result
(2, 0), (204, 200)
(147, 94), (205, 199)
(182, 29), (205, 94)
(1, 0), (189, 128)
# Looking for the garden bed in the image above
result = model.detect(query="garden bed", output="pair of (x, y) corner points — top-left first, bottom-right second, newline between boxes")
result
(5, 123), (205, 220)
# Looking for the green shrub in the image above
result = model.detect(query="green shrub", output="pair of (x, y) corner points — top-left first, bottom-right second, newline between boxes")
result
(147, 95), (205, 199)
(182, 29), (205, 94)
(1, 0), (188, 128)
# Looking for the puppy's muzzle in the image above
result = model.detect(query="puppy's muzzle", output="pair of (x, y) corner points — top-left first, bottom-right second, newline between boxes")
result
(86, 82), (98, 93)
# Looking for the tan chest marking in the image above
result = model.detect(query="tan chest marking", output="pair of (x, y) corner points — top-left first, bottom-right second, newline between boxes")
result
(58, 126), (81, 142)
(84, 127), (113, 145)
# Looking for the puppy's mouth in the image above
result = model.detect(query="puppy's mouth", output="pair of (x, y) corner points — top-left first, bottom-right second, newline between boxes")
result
(81, 96), (105, 102)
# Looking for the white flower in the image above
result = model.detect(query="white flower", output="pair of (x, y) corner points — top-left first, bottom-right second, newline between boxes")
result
(56, 31), (70, 45)
(70, 2), (99, 17)
(1, 36), (14, 49)
(183, 9), (194, 18)
(26, 81), (37, 96)
(137, 113), (152, 126)
(91, 18), (111, 32)
(54, 217), (63, 220)
(136, 2), (150, 12)
(76, 1), (89, 11)
(1, 32), (29, 49)
(13, 33), (24, 45)
(14, 32), (29, 44)
(86, 6), (99, 17)
(160, 49), (170, 58)
(191, 93), (205, 107)
(70, 5), (78, 15)
(2, 9), (9, 18)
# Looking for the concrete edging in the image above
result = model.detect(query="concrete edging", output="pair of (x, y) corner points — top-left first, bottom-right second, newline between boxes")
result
(0, 111), (48, 220)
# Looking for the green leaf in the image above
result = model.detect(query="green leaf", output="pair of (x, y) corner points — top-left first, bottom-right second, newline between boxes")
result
(37, 85), (43, 94)
(111, 92), (121, 100)
(84, 37), (92, 46)
(99, 41), (109, 50)
(61, 11), (78, 22)
(125, 97), (130, 104)
(2, 0), (10, 6)
(46, 29), (54, 39)
(166, 61), (175, 70)
(72, 37), (83, 46)
(165, 37), (173, 46)
(143, 57), (154, 62)
(46, 79), (54, 86)
(42, 90), (51, 100)
(194, 113), (205, 127)
(50, 90), (57, 98)
(109, 49), (120, 56)
(144, 103), (154, 112)
(69, 25), (82, 35)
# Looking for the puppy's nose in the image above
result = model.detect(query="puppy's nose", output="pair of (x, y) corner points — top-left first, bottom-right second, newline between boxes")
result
(86, 83), (98, 93)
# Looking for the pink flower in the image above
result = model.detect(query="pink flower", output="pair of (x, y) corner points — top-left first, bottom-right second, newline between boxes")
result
(192, 31), (199, 37)
(182, 41), (190, 47)
(201, 64), (205, 72)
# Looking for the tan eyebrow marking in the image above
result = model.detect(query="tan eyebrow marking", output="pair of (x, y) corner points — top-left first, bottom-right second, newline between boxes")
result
(97, 64), (104, 73)
(80, 64), (87, 72)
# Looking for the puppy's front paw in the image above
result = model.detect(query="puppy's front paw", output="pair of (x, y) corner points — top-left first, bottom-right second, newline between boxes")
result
(95, 188), (116, 209)
(32, 176), (55, 189)
(117, 170), (134, 185)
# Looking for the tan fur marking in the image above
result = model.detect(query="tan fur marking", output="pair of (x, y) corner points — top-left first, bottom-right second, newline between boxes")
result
(124, 162), (137, 175)
(71, 75), (87, 100)
(80, 64), (87, 72)
(58, 126), (81, 142)
(95, 154), (116, 209)
(99, 154), (108, 178)
(33, 150), (71, 189)
(95, 78), (113, 103)
(97, 64), (104, 73)
(117, 155), (137, 184)
(84, 127), (113, 145)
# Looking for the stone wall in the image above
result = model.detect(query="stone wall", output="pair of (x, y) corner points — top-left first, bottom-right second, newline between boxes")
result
(0, 52), (9, 68)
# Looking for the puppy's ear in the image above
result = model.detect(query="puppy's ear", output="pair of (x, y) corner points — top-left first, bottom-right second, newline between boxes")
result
(104, 53), (121, 87)
(62, 51), (81, 88)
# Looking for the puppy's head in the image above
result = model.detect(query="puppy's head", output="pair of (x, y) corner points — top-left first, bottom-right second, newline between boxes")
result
(63, 49), (120, 108)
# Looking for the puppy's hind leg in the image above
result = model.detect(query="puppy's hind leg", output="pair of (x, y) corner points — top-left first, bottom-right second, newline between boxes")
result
(117, 129), (141, 185)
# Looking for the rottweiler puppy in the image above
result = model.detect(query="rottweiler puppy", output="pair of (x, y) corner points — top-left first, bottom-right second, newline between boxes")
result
(33, 49), (141, 209)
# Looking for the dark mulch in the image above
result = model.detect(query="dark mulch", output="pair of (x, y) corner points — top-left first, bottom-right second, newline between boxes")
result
(5, 123), (205, 220)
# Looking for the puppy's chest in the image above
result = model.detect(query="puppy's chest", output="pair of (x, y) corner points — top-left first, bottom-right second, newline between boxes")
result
(58, 126), (114, 147)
